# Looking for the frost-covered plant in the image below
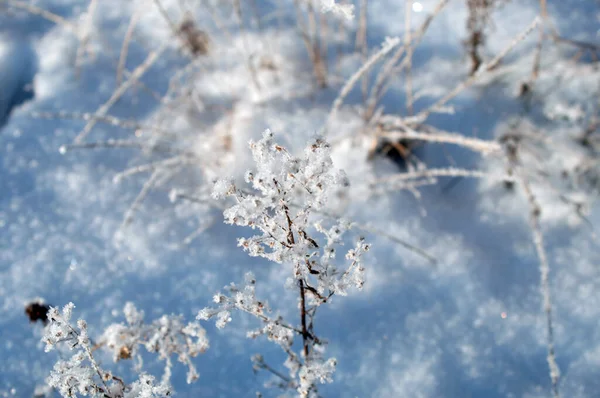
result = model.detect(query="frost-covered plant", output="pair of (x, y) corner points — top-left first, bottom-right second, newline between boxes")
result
(316, 0), (355, 20)
(43, 302), (208, 397)
(465, 0), (510, 74)
(200, 131), (370, 397)
(99, 302), (208, 384)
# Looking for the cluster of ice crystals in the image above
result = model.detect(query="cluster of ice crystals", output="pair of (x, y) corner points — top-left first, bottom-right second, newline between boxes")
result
(124, 374), (171, 398)
(316, 0), (355, 20)
(44, 303), (127, 397)
(298, 358), (337, 397)
(44, 303), (77, 352)
(43, 302), (206, 397)
(101, 302), (208, 384)
(47, 351), (97, 397)
(198, 272), (284, 339)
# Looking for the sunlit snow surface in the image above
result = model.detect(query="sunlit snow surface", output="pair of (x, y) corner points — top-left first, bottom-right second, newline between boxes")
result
(1, 0), (600, 397)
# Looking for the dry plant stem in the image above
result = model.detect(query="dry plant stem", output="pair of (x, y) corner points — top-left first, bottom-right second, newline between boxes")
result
(60, 140), (185, 155)
(356, 0), (369, 103)
(364, 0), (449, 121)
(404, 0), (414, 115)
(293, 0), (327, 88)
(233, 0), (262, 91)
(173, 192), (228, 211)
(250, 308), (307, 338)
(299, 279), (310, 359)
(74, 41), (170, 143)
(408, 17), (541, 125)
(334, 15), (347, 74)
(371, 178), (438, 196)
(152, 0), (178, 33)
(554, 37), (600, 53)
(113, 155), (188, 182)
(306, 0), (317, 50)
(378, 125), (501, 155)
(529, 0), (548, 84)
(201, 0), (234, 43)
(552, 35), (600, 60)
(74, 0), (98, 78)
(117, 8), (144, 85)
(121, 170), (162, 230)
(249, 0), (263, 31)
(327, 37), (402, 129)
(2, 0), (80, 35)
(63, 322), (112, 395)
(255, 359), (294, 385)
(31, 111), (173, 136)
(249, 0), (276, 58)
(372, 167), (516, 184)
(82, 343), (111, 395)
(119, 66), (165, 103)
(320, 9), (330, 79)
(519, 177), (560, 398)
(282, 200), (310, 360)
(307, 0), (326, 87)
(287, 202), (437, 264)
(357, 223), (437, 264)
(179, 218), (215, 246)
(164, 56), (211, 103)
(529, 28), (544, 85)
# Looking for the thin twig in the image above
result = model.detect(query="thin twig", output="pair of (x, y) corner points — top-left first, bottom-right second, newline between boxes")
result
(293, 0), (328, 88)
(117, 8), (144, 85)
(519, 177), (560, 398)
(288, 202), (436, 264)
(74, 41), (170, 143)
(407, 17), (541, 125)
(259, 363), (293, 385)
(120, 170), (162, 230)
(364, 0), (449, 121)
(233, 0), (262, 91)
(356, 0), (369, 103)
(404, 0), (414, 115)
(357, 223), (437, 265)
(327, 36), (402, 129)
(58, 139), (187, 156)
(152, 0), (179, 33)
(530, 0), (548, 83)
(75, 0), (98, 78)
(113, 156), (187, 183)
(299, 279), (310, 359)
(2, 0), (80, 36)
(377, 123), (501, 155)
(372, 167), (516, 184)
(31, 111), (174, 136)
(179, 218), (216, 246)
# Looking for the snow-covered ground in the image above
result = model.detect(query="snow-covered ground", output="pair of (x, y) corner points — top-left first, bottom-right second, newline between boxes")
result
(1, 0), (599, 396)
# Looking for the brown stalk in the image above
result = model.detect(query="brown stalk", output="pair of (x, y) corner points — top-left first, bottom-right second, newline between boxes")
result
(293, 0), (328, 88)
(299, 279), (310, 359)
